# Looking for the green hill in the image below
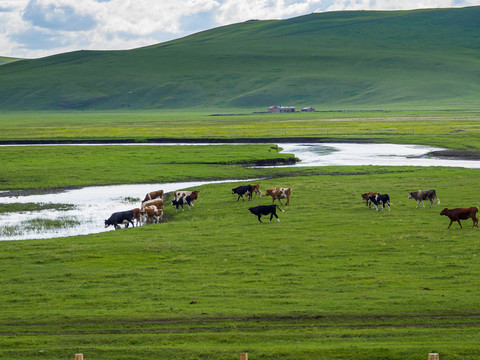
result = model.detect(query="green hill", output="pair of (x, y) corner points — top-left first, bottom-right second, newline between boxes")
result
(1, 6), (479, 110)
(0, 56), (21, 65)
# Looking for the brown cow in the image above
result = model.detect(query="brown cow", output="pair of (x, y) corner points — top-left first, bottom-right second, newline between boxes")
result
(131, 208), (141, 227)
(440, 207), (479, 229)
(266, 188), (291, 206)
(251, 184), (262, 198)
(141, 205), (163, 224)
(361, 192), (379, 208)
(141, 190), (163, 208)
(141, 198), (164, 210)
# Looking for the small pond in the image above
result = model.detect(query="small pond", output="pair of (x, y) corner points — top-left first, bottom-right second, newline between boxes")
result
(1, 142), (479, 241)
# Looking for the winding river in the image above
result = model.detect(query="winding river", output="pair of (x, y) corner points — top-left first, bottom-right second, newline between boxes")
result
(1, 142), (479, 241)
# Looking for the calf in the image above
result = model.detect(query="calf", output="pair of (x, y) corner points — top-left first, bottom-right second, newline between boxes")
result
(408, 190), (440, 208)
(368, 194), (391, 211)
(249, 204), (284, 223)
(361, 192), (379, 208)
(171, 195), (192, 212)
(265, 187), (292, 206)
(104, 210), (135, 230)
(232, 185), (252, 201)
(440, 207), (479, 229)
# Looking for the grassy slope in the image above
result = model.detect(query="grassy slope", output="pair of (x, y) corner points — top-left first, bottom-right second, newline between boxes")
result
(0, 7), (479, 110)
(0, 57), (21, 65)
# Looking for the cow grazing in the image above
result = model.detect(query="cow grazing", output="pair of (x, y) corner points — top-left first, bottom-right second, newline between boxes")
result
(141, 198), (164, 210)
(251, 184), (262, 198)
(440, 207), (479, 229)
(368, 194), (391, 211)
(104, 210), (135, 230)
(141, 205), (163, 224)
(361, 192), (379, 208)
(232, 185), (253, 201)
(249, 205), (284, 223)
(171, 195), (192, 212)
(408, 190), (440, 208)
(174, 190), (199, 206)
(266, 187), (292, 206)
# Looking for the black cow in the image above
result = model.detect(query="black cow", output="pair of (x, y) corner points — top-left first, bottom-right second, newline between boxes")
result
(104, 210), (135, 229)
(248, 204), (284, 223)
(171, 195), (192, 212)
(232, 185), (253, 201)
(368, 194), (391, 212)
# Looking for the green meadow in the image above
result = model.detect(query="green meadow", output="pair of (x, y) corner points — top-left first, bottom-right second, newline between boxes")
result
(1, 7), (480, 110)
(1, 110), (480, 359)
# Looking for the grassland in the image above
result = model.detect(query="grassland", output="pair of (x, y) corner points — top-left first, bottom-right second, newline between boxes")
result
(0, 6), (479, 110)
(1, 109), (480, 359)
(1, 166), (480, 359)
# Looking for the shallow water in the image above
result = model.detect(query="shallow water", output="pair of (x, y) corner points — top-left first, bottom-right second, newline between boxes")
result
(278, 143), (480, 168)
(1, 142), (480, 241)
(0, 180), (237, 241)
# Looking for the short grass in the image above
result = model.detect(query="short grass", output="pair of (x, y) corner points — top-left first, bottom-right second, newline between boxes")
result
(1, 111), (480, 359)
(1, 167), (480, 359)
(0, 144), (296, 190)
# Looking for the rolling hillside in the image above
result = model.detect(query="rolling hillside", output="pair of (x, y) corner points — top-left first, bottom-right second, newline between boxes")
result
(0, 6), (479, 110)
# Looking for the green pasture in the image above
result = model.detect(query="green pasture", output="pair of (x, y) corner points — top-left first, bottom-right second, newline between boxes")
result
(1, 110), (480, 150)
(1, 166), (480, 359)
(1, 110), (480, 359)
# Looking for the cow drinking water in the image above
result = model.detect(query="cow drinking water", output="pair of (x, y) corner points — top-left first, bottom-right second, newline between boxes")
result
(104, 210), (136, 230)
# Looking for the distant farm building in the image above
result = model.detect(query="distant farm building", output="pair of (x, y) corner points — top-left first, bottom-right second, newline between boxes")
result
(301, 107), (315, 112)
(268, 106), (296, 113)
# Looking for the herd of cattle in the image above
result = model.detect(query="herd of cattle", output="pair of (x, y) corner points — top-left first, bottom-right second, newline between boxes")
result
(103, 184), (478, 230)
(362, 189), (479, 229)
(104, 185), (293, 229)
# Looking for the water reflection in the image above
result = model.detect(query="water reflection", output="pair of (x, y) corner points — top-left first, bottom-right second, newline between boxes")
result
(279, 143), (480, 168)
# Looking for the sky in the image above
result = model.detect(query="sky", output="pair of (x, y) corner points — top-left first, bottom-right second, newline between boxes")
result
(1, 0), (479, 59)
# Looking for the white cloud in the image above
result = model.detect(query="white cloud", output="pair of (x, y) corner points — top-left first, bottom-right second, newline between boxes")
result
(0, 0), (479, 58)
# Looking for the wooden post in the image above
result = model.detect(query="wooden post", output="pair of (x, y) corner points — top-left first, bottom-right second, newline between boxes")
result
(428, 353), (439, 360)
(240, 353), (248, 360)
(75, 354), (83, 360)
